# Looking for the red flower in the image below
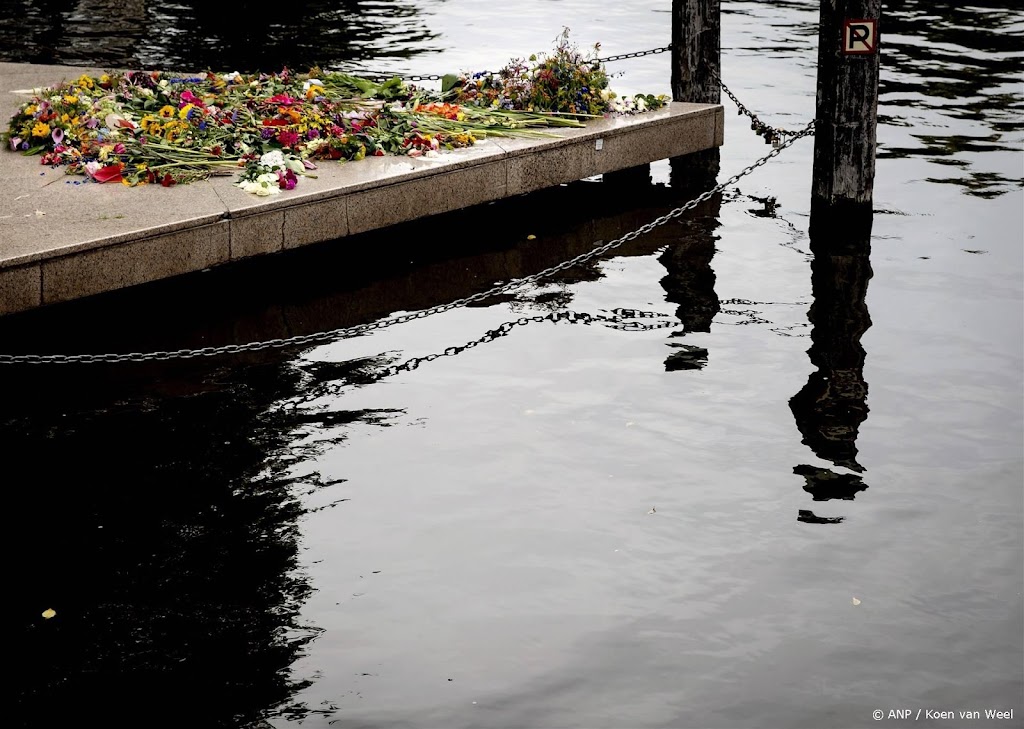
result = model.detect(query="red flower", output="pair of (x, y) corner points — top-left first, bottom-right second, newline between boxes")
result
(277, 130), (299, 148)
(92, 163), (123, 184)
(277, 169), (297, 190)
(160, 173), (176, 187)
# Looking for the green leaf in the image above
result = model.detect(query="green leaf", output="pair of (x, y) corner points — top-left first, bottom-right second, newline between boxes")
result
(441, 74), (461, 94)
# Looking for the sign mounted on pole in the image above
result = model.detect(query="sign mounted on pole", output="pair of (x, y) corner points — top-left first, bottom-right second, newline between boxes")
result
(842, 19), (878, 54)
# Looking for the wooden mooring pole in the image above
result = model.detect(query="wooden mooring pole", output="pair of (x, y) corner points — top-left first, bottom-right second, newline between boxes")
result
(810, 0), (882, 247)
(669, 0), (721, 189)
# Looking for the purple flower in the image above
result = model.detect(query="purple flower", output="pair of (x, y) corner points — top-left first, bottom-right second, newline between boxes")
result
(9, 136), (22, 151)
(51, 127), (64, 145)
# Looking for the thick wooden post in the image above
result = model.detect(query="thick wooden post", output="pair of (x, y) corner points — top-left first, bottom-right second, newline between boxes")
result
(671, 0), (721, 106)
(669, 0), (721, 188)
(810, 0), (882, 242)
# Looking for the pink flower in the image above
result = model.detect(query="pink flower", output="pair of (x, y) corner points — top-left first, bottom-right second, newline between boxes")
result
(9, 136), (22, 151)
(277, 130), (299, 148)
(51, 128), (64, 145)
(276, 169), (297, 190)
(179, 90), (206, 108)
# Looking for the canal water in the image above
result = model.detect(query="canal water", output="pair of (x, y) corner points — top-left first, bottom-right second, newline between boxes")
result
(2, 2), (1021, 728)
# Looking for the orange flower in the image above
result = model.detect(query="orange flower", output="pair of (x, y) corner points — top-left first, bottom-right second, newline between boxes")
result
(278, 107), (301, 124)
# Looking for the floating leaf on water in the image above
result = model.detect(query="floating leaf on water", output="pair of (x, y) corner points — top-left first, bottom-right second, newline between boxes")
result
(526, 234), (537, 240)
(41, 608), (56, 619)
(852, 597), (861, 606)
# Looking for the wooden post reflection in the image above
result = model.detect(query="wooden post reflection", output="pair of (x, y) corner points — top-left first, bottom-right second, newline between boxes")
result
(656, 154), (722, 368)
(791, 211), (873, 523)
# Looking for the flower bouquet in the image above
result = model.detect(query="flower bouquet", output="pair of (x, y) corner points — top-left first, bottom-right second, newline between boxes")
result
(3, 30), (670, 195)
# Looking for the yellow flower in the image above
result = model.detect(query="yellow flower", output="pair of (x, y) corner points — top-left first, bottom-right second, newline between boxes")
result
(305, 85), (324, 100)
(178, 103), (195, 120)
(61, 113), (70, 123)
(77, 74), (94, 89)
(63, 95), (78, 105)
(24, 104), (37, 115)
(31, 121), (50, 137)
(158, 105), (176, 118)
(99, 74), (111, 87)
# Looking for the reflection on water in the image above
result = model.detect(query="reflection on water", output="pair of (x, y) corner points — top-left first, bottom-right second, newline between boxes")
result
(4, 362), (395, 727)
(0, 169), (733, 723)
(790, 211), (873, 523)
(659, 155), (722, 343)
(0, 0), (438, 71)
(0, 2), (1020, 726)
(879, 1), (1024, 197)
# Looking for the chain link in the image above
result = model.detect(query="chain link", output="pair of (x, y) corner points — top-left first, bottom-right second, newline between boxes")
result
(342, 45), (674, 83)
(597, 46), (673, 63)
(716, 75), (802, 147)
(0, 121), (814, 366)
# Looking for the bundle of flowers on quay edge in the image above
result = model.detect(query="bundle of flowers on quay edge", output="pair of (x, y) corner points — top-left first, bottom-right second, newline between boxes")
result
(3, 30), (669, 195)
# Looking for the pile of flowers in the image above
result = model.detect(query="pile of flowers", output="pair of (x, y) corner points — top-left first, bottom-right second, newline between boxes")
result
(446, 28), (666, 116)
(4, 31), (670, 195)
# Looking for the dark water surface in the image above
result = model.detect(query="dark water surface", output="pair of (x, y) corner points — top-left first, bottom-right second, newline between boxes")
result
(2, 2), (1022, 728)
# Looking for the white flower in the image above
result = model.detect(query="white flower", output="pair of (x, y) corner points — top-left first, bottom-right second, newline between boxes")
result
(635, 96), (647, 111)
(222, 71), (242, 82)
(259, 150), (286, 169)
(302, 78), (322, 92)
(238, 175), (281, 196)
(284, 157), (305, 174)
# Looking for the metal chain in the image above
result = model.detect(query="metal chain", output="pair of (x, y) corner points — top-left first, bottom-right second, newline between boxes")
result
(717, 76), (801, 147)
(597, 46), (673, 63)
(343, 45), (674, 82)
(352, 47), (799, 149)
(0, 122), (814, 366)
